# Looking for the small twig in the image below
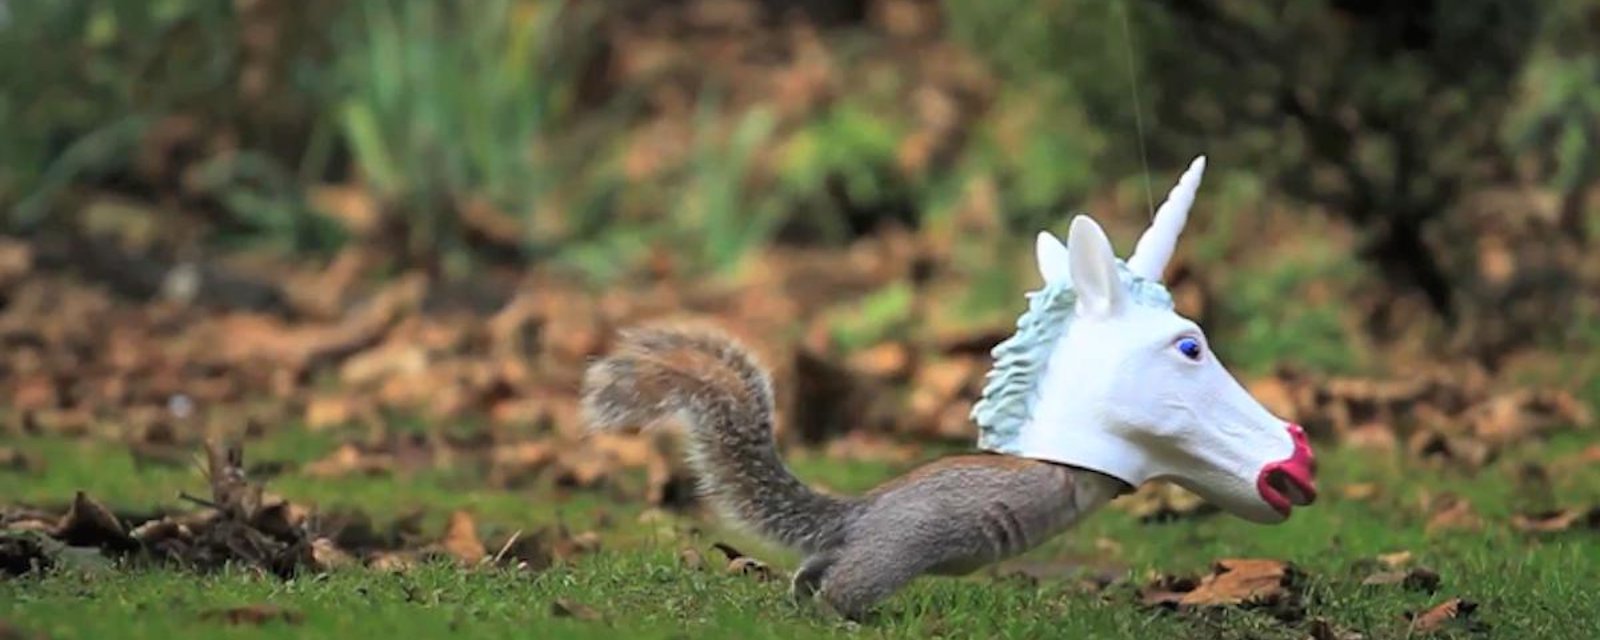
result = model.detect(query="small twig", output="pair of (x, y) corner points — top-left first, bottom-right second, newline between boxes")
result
(491, 529), (523, 565)
(178, 491), (225, 511)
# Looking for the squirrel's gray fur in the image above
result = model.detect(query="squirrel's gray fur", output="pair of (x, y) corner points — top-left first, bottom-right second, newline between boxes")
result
(581, 323), (1131, 620)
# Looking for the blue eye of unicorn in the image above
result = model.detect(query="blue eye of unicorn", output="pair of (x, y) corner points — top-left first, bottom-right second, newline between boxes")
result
(1176, 337), (1203, 361)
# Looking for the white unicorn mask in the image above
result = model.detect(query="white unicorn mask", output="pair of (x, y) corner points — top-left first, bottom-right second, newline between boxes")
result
(972, 157), (1317, 523)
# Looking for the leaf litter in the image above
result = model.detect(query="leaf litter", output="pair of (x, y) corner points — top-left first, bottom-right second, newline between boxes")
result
(0, 439), (602, 580)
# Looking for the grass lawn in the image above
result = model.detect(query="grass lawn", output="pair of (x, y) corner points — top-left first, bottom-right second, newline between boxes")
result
(3, 429), (1600, 639)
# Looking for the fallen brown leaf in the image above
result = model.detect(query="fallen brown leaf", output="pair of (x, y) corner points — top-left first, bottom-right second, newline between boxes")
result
(52, 492), (136, 552)
(441, 510), (486, 566)
(367, 551), (419, 573)
(1423, 495), (1482, 534)
(1344, 424), (1399, 453)
(1140, 559), (1300, 610)
(1341, 483), (1380, 502)
(678, 547), (705, 570)
(1466, 389), (1591, 445)
(1179, 559), (1296, 607)
(1407, 430), (1493, 469)
(1306, 616), (1365, 640)
(1510, 506), (1600, 534)
(1377, 550), (1413, 569)
(0, 236), (33, 288)
(310, 537), (354, 572)
(846, 342), (914, 380)
(1406, 597), (1481, 634)
(550, 598), (602, 621)
(304, 443), (394, 478)
(129, 518), (192, 551)
(1138, 574), (1200, 607)
(1360, 566), (1440, 592)
(199, 605), (304, 626)
(487, 441), (557, 488)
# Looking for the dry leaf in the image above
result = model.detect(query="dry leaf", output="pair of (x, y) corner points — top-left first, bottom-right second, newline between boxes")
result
(0, 237), (33, 288)
(1179, 559), (1296, 607)
(1138, 574), (1201, 607)
(1306, 617), (1365, 640)
(678, 547), (705, 570)
(1341, 483), (1380, 502)
(847, 342), (913, 380)
(199, 605), (304, 626)
(1376, 550), (1413, 568)
(1406, 597), (1481, 634)
(1140, 559), (1299, 609)
(53, 492), (136, 552)
(1360, 566), (1439, 592)
(1510, 506), (1600, 534)
(310, 538), (354, 572)
(1344, 424), (1399, 453)
(1424, 495), (1482, 534)
(368, 551), (419, 573)
(129, 518), (191, 547)
(304, 443), (393, 478)
(550, 598), (602, 621)
(441, 510), (486, 565)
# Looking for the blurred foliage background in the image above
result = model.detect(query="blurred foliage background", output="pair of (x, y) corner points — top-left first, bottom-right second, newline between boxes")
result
(1, 0), (1597, 381)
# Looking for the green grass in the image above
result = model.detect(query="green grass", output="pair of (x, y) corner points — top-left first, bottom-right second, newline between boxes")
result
(5, 427), (1600, 638)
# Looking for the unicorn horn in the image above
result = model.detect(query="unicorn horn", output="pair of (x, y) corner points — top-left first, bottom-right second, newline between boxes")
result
(1127, 155), (1206, 281)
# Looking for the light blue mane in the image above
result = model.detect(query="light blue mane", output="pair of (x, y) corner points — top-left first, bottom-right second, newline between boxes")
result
(971, 260), (1176, 454)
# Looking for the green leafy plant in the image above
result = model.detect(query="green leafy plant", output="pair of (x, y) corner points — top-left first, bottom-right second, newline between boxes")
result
(0, 0), (238, 224)
(670, 101), (783, 276)
(332, 0), (597, 262)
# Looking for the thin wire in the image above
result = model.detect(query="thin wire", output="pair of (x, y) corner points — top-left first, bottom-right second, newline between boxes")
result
(1116, 0), (1155, 220)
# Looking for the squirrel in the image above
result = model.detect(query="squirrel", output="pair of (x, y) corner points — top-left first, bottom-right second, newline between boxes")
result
(580, 322), (1133, 620)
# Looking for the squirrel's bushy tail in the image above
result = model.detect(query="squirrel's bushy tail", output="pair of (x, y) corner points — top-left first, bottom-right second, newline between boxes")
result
(580, 323), (854, 553)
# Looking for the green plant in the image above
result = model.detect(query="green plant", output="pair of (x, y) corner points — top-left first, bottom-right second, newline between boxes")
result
(1503, 0), (1600, 242)
(670, 101), (783, 277)
(332, 0), (598, 263)
(0, 0), (238, 224)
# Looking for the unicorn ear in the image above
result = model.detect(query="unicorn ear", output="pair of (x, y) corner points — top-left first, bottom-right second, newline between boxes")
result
(1035, 231), (1071, 284)
(1066, 215), (1123, 318)
(1127, 155), (1206, 281)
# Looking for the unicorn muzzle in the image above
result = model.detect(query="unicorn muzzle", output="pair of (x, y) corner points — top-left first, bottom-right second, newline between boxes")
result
(1256, 423), (1317, 516)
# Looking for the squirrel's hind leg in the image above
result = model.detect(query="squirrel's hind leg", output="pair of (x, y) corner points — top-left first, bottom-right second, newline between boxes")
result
(790, 552), (836, 605)
(815, 542), (934, 622)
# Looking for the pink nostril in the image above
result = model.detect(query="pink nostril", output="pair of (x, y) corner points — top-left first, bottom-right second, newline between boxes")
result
(1256, 424), (1319, 516)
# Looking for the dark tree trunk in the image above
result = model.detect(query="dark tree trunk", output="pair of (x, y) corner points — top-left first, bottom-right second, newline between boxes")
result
(1363, 216), (1457, 324)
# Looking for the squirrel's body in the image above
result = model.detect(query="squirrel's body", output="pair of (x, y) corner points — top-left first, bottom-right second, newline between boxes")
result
(581, 324), (1129, 619)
